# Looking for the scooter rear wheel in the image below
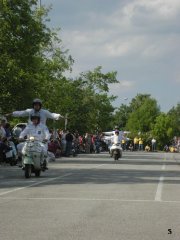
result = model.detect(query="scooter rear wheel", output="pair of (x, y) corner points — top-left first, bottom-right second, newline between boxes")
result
(25, 164), (31, 178)
(35, 170), (41, 177)
(114, 154), (119, 161)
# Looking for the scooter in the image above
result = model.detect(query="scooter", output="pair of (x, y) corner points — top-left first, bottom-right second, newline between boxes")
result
(110, 143), (123, 161)
(0, 141), (17, 166)
(22, 137), (48, 178)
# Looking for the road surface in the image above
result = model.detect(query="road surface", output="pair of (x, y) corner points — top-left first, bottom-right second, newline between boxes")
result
(0, 151), (180, 240)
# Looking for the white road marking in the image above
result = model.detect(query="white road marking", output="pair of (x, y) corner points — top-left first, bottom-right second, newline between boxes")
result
(154, 154), (167, 201)
(1, 197), (180, 204)
(155, 176), (164, 201)
(162, 164), (166, 170)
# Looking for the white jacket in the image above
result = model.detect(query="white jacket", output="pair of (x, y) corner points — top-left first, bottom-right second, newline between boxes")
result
(19, 123), (50, 142)
(112, 135), (122, 144)
(13, 109), (63, 125)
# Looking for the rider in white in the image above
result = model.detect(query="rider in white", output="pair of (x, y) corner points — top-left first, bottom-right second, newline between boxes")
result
(111, 130), (122, 144)
(9, 98), (64, 125)
(18, 113), (50, 169)
(110, 130), (122, 156)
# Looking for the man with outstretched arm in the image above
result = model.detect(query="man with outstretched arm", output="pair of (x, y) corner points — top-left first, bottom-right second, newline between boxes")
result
(7, 98), (65, 125)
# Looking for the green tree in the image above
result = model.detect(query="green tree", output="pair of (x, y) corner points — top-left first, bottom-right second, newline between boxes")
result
(129, 94), (152, 112)
(61, 67), (118, 133)
(152, 113), (174, 149)
(0, 1), (120, 133)
(113, 104), (131, 130)
(0, 0), (46, 111)
(80, 66), (118, 93)
(167, 103), (180, 137)
(126, 94), (160, 133)
(0, 0), (72, 113)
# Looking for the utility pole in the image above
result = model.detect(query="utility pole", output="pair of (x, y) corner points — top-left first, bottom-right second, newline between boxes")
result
(65, 113), (68, 130)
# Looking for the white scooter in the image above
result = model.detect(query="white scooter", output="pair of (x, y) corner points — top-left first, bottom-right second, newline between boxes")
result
(22, 137), (48, 178)
(110, 143), (123, 161)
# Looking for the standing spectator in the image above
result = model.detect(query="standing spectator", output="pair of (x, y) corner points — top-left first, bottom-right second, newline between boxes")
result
(85, 133), (91, 153)
(65, 130), (74, 157)
(78, 135), (84, 153)
(151, 138), (156, 151)
(133, 136), (139, 151)
(177, 137), (180, 152)
(139, 138), (143, 151)
(121, 139), (126, 151)
(0, 119), (6, 140)
(73, 131), (80, 154)
(60, 130), (67, 155)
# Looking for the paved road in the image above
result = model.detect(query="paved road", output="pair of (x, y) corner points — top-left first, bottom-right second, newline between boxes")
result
(0, 151), (180, 240)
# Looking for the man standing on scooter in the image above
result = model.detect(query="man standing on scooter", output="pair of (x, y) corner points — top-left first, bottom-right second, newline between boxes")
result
(18, 113), (50, 169)
(6, 98), (65, 125)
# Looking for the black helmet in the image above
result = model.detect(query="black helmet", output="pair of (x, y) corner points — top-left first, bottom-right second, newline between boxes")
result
(32, 98), (42, 108)
(115, 130), (119, 134)
(30, 112), (40, 122)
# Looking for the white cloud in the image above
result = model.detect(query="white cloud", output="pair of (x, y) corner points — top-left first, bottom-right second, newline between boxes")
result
(120, 80), (135, 88)
(52, 0), (180, 111)
(109, 80), (135, 94)
(109, 0), (180, 28)
(60, 0), (180, 64)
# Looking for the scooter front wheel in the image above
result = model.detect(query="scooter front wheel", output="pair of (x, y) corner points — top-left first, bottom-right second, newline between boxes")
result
(25, 164), (31, 178)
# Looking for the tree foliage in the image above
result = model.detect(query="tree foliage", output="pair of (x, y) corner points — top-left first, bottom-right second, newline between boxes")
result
(0, 0), (47, 111)
(1, 0), (180, 144)
(126, 94), (160, 133)
(113, 104), (131, 130)
(167, 103), (180, 137)
(152, 113), (174, 148)
(0, 0), (73, 113)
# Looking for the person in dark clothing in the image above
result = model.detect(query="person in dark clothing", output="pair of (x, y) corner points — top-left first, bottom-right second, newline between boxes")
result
(65, 130), (74, 156)
(0, 139), (12, 163)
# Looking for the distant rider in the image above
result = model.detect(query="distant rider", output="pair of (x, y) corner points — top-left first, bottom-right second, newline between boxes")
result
(110, 130), (122, 156)
(112, 130), (122, 144)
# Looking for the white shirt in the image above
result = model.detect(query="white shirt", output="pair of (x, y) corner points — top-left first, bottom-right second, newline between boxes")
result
(112, 135), (122, 144)
(19, 123), (50, 142)
(13, 109), (63, 125)
(103, 130), (124, 143)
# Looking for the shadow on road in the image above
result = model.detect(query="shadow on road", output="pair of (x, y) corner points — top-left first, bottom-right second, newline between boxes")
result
(0, 152), (180, 190)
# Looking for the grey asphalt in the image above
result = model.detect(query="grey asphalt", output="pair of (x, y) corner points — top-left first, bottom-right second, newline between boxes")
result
(0, 151), (180, 240)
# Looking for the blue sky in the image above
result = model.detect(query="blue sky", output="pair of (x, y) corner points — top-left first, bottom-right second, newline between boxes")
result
(42, 0), (180, 112)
